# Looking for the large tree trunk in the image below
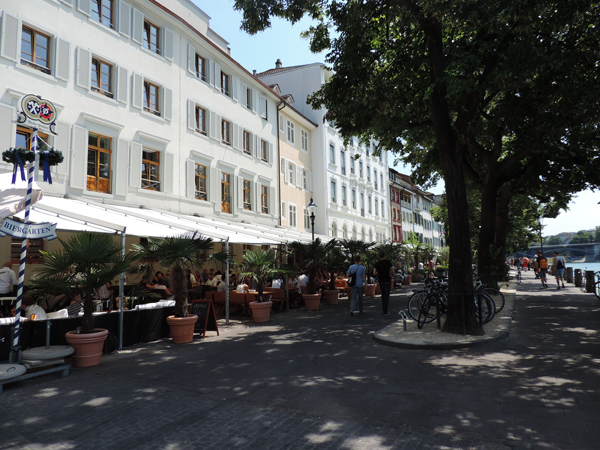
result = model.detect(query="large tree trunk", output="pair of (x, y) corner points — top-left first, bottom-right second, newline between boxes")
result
(427, 20), (481, 335)
(171, 266), (187, 317)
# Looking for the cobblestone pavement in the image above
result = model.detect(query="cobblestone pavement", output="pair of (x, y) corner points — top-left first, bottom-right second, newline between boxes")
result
(1, 271), (599, 450)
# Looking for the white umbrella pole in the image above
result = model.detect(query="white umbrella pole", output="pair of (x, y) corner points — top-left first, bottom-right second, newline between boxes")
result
(225, 240), (229, 326)
(9, 129), (38, 364)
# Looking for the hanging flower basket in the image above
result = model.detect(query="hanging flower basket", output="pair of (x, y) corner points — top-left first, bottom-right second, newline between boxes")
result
(2, 147), (36, 165)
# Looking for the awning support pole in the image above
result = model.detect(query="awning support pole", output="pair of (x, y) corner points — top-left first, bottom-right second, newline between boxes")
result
(118, 230), (126, 350)
(285, 243), (289, 311)
(225, 239), (229, 326)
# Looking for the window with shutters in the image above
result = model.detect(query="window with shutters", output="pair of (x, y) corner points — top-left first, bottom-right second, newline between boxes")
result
(368, 195), (372, 214)
(243, 130), (251, 154)
(195, 54), (206, 81)
(342, 185), (347, 206)
(302, 169), (308, 190)
(91, 0), (114, 29)
(286, 120), (295, 144)
(367, 165), (371, 181)
(246, 87), (253, 109)
(87, 132), (112, 194)
(21, 26), (51, 74)
(261, 185), (268, 214)
(221, 172), (231, 213)
(331, 180), (336, 203)
(143, 20), (160, 54)
(380, 173), (383, 190)
(350, 156), (355, 174)
(261, 140), (268, 162)
(221, 71), (230, 97)
(303, 208), (310, 230)
(329, 144), (335, 164)
(352, 188), (356, 209)
(289, 204), (297, 228)
(195, 164), (207, 200)
(281, 202), (286, 220)
(287, 162), (294, 185)
(360, 192), (365, 217)
(221, 119), (231, 145)
(140, 149), (161, 191)
(340, 150), (346, 175)
(91, 57), (113, 98)
(243, 180), (252, 210)
(301, 129), (309, 152)
(359, 160), (363, 178)
(195, 106), (206, 135)
(374, 170), (378, 189)
(143, 81), (160, 116)
(375, 200), (379, 216)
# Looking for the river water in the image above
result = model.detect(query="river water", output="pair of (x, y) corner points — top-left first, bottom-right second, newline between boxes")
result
(567, 262), (600, 273)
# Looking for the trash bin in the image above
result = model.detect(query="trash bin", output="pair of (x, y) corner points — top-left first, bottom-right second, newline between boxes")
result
(574, 269), (582, 287)
(585, 270), (595, 293)
(565, 267), (573, 283)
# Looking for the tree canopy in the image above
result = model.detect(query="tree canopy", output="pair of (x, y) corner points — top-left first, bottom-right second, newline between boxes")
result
(235, 0), (600, 334)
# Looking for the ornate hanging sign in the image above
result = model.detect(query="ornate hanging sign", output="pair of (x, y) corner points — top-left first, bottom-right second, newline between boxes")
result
(16, 94), (58, 135)
(0, 217), (58, 240)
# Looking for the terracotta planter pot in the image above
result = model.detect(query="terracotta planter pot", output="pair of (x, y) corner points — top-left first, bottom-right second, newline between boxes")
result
(412, 273), (422, 282)
(249, 301), (273, 323)
(375, 282), (381, 295)
(403, 276), (411, 285)
(303, 293), (321, 311)
(323, 290), (339, 305)
(65, 328), (109, 368)
(166, 314), (198, 344)
(364, 284), (376, 296)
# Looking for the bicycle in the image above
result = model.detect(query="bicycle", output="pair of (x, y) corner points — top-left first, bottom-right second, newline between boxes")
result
(516, 267), (522, 284)
(594, 271), (600, 300)
(474, 280), (506, 314)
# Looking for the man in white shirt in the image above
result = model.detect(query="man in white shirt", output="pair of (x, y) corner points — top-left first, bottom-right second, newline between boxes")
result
(298, 272), (308, 289)
(0, 261), (18, 316)
(205, 273), (219, 287)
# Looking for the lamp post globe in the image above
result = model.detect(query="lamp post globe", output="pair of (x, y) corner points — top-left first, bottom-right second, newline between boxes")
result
(307, 198), (317, 242)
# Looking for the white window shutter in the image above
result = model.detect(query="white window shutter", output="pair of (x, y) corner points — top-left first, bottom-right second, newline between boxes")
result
(163, 28), (174, 61)
(231, 176), (238, 214)
(211, 168), (221, 212)
(259, 95), (267, 118)
(77, 0), (91, 16)
(115, 139), (129, 196)
(70, 125), (87, 190)
(252, 91), (258, 113)
(213, 62), (221, 89)
(296, 166), (302, 188)
(284, 160), (290, 184)
(232, 76), (240, 102)
(236, 176), (243, 209)
(281, 201), (286, 220)
(251, 134), (257, 158)
(132, 8), (143, 44)
(117, 66), (128, 104)
(186, 159), (195, 198)
(207, 59), (214, 85)
(0, 13), (19, 62)
(241, 83), (247, 107)
(279, 115), (284, 132)
(76, 47), (91, 89)
(187, 99), (195, 131)
(308, 170), (313, 191)
(209, 111), (218, 140)
(163, 153), (174, 193)
(0, 103), (15, 162)
(119, 1), (131, 37)
(187, 44), (195, 75)
(162, 87), (172, 121)
(269, 186), (276, 215)
(131, 72), (143, 109)
(129, 142), (142, 188)
(232, 123), (239, 150)
(54, 38), (70, 81)
(280, 158), (285, 175)
(254, 182), (261, 212)
(268, 142), (273, 164)
(53, 122), (70, 176)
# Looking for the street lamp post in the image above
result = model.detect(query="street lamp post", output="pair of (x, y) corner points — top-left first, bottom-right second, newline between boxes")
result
(308, 198), (317, 242)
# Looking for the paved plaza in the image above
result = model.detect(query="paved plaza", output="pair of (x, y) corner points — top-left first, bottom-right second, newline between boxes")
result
(1, 270), (599, 450)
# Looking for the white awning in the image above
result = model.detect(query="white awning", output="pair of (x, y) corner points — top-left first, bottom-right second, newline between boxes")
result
(0, 172), (43, 222)
(8, 195), (327, 244)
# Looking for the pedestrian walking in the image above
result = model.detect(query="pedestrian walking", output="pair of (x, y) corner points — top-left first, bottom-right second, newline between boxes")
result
(552, 251), (566, 289)
(536, 251), (549, 288)
(373, 251), (395, 316)
(347, 255), (366, 316)
(531, 257), (539, 278)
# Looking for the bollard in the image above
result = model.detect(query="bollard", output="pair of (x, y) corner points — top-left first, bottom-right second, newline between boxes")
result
(574, 269), (582, 287)
(565, 267), (573, 283)
(585, 270), (595, 293)
(399, 310), (408, 331)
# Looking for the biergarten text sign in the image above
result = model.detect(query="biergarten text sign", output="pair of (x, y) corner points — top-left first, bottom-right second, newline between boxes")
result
(0, 217), (57, 240)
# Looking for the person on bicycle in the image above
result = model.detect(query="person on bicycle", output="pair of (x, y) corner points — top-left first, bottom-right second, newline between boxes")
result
(536, 251), (549, 288)
(552, 251), (566, 289)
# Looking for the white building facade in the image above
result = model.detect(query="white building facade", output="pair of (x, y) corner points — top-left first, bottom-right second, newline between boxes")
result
(258, 62), (389, 242)
(0, 0), (280, 226)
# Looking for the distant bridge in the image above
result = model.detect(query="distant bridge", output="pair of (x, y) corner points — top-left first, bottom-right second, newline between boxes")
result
(516, 242), (600, 262)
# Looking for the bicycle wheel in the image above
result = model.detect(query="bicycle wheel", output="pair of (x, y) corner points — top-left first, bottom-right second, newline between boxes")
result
(474, 293), (495, 324)
(594, 281), (600, 300)
(517, 272), (522, 284)
(417, 297), (435, 329)
(406, 291), (435, 322)
(485, 288), (505, 314)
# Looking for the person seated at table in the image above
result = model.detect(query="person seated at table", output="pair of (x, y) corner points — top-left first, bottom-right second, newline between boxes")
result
(236, 279), (250, 293)
(66, 291), (84, 317)
(19, 294), (48, 320)
(152, 271), (169, 288)
(229, 270), (238, 288)
(271, 277), (283, 289)
(185, 269), (198, 289)
(217, 277), (229, 293)
(140, 277), (172, 299)
(205, 272), (219, 287)
(298, 270), (308, 290)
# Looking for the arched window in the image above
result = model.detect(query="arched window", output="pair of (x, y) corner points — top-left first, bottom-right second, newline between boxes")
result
(343, 223), (348, 239)
(361, 227), (366, 241)
(331, 221), (338, 237)
(352, 225), (357, 239)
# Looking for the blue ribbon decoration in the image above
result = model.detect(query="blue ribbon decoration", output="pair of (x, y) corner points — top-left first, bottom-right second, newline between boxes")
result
(40, 151), (52, 184)
(11, 153), (26, 184)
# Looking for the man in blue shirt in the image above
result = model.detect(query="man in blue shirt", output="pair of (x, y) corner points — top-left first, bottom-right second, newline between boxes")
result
(348, 255), (367, 316)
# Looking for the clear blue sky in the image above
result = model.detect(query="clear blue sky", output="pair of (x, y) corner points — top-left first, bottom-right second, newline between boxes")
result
(191, 0), (598, 235)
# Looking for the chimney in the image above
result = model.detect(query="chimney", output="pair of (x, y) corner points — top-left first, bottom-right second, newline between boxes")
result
(253, 70), (256, 76)
(275, 59), (282, 69)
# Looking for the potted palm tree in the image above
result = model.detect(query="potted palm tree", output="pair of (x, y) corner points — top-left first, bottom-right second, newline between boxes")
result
(238, 248), (291, 322)
(32, 233), (133, 367)
(289, 238), (330, 311)
(322, 240), (345, 305)
(130, 232), (226, 343)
